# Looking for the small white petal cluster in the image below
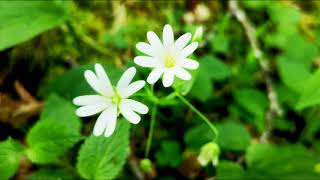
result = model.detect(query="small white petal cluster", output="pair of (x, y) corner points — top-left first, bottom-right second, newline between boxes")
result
(197, 142), (220, 167)
(73, 64), (148, 137)
(134, 24), (199, 87)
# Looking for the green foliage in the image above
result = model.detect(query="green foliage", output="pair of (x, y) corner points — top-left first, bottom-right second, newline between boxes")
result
(0, 0), (70, 51)
(27, 168), (73, 180)
(233, 88), (268, 131)
(0, 138), (25, 180)
(26, 94), (82, 164)
(216, 161), (245, 180)
(217, 144), (320, 179)
(296, 70), (320, 110)
(184, 124), (215, 151)
(155, 140), (183, 168)
(76, 120), (130, 179)
(190, 55), (231, 101)
(216, 121), (251, 151)
(245, 144), (319, 179)
(2, 0), (320, 179)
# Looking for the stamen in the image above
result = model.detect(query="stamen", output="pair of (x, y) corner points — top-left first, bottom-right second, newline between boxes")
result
(164, 54), (175, 68)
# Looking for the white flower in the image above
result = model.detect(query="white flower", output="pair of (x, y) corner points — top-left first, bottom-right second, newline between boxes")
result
(134, 24), (199, 87)
(73, 64), (149, 137)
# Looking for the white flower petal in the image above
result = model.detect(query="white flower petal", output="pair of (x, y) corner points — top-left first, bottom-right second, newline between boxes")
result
(147, 31), (164, 51)
(75, 102), (107, 117)
(122, 99), (149, 114)
(180, 58), (199, 70)
(120, 80), (145, 98)
(116, 67), (136, 92)
(198, 155), (210, 166)
(147, 67), (164, 84)
(162, 70), (175, 87)
(162, 24), (174, 48)
(73, 95), (106, 106)
(136, 42), (157, 56)
(174, 32), (191, 52)
(134, 56), (158, 68)
(84, 70), (110, 96)
(93, 108), (111, 136)
(175, 67), (191, 80)
(178, 42), (198, 58)
(104, 105), (118, 137)
(94, 64), (114, 96)
(120, 102), (141, 124)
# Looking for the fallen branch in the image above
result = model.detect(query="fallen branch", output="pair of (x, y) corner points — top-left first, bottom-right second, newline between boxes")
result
(228, 0), (283, 143)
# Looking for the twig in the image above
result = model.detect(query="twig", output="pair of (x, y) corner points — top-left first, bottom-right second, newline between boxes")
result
(228, 0), (283, 143)
(128, 154), (145, 180)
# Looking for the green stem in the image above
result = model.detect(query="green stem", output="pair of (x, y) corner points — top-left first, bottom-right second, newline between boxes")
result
(176, 92), (219, 141)
(145, 103), (157, 157)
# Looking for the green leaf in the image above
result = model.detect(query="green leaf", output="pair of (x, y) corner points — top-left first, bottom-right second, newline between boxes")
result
(246, 144), (319, 179)
(27, 168), (73, 180)
(0, 138), (25, 180)
(77, 120), (130, 179)
(184, 124), (215, 151)
(272, 117), (294, 131)
(216, 161), (245, 180)
(277, 56), (311, 93)
(155, 140), (182, 168)
(26, 94), (82, 164)
(40, 94), (81, 131)
(216, 121), (251, 151)
(189, 69), (213, 102)
(201, 55), (231, 81)
(0, 0), (70, 51)
(296, 70), (320, 110)
(233, 88), (268, 131)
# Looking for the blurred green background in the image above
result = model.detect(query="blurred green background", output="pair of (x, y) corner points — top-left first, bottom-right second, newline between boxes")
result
(1, 0), (320, 179)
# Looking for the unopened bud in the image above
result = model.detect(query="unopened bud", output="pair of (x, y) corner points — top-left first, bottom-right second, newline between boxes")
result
(140, 158), (152, 173)
(192, 26), (204, 43)
(197, 142), (220, 167)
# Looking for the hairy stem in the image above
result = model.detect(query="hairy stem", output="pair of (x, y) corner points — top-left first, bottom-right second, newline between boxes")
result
(176, 93), (219, 142)
(228, 0), (283, 143)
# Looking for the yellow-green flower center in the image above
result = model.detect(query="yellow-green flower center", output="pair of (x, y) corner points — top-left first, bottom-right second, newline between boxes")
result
(111, 90), (121, 105)
(164, 54), (175, 68)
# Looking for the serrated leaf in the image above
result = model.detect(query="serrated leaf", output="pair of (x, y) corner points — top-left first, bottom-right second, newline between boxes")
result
(0, 138), (25, 179)
(26, 94), (82, 164)
(216, 121), (251, 151)
(27, 168), (73, 180)
(40, 94), (81, 131)
(77, 120), (130, 179)
(0, 0), (70, 51)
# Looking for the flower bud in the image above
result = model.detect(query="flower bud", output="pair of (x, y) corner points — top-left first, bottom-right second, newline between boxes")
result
(140, 158), (153, 173)
(197, 142), (220, 167)
(192, 26), (204, 43)
(314, 163), (320, 174)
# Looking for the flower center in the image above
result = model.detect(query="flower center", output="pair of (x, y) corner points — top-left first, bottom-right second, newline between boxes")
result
(111, 90), (121, 105)
(164, 54), (175, 68)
